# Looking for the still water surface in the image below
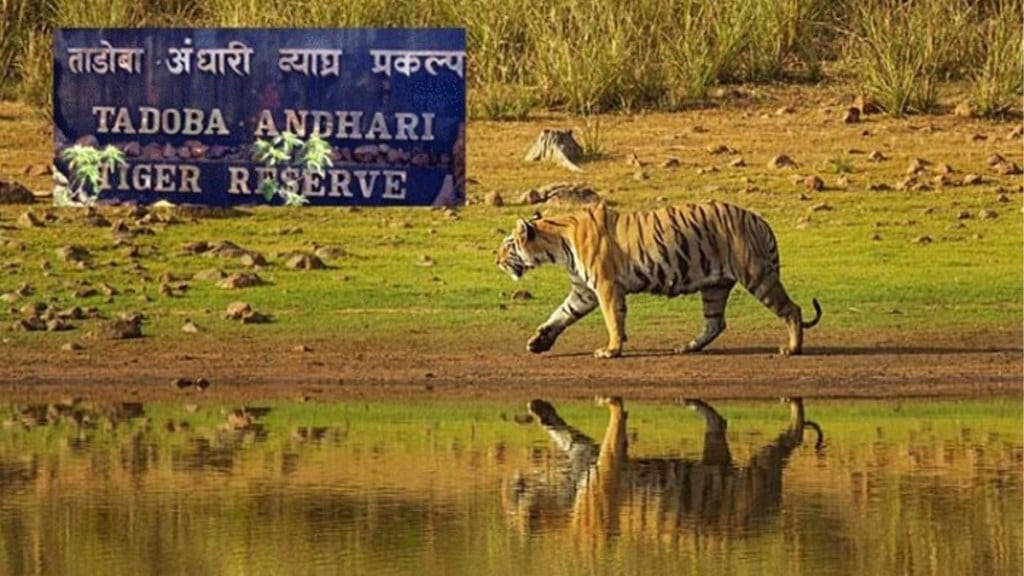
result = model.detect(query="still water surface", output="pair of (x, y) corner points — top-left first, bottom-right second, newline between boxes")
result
(0, 399), (1020, 576)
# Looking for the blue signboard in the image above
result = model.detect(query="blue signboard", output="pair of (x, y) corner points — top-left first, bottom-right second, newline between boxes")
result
(53, 28), (466, 206)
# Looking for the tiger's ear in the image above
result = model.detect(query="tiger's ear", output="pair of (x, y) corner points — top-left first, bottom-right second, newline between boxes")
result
(516, 218), (537, 241)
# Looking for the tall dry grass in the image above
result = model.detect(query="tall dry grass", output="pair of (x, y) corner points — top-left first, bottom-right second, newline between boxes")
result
(4, 0), (1021, 119)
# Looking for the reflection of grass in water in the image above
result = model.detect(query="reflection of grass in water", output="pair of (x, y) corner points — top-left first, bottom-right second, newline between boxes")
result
(3, 399), (1019, 456)
(0, 399), (1019, 576)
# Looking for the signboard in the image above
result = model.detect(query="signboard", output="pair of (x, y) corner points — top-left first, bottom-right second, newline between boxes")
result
(53, 28), (466, 206)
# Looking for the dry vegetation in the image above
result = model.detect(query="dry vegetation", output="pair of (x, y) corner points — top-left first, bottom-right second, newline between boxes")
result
(1, 0), (1021, 118)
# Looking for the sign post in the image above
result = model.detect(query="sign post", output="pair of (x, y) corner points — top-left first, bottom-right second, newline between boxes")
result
(54, 28), (466, 207)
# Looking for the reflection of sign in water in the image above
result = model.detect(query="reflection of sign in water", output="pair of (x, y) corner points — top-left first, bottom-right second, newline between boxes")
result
(53, 28), (466, 206)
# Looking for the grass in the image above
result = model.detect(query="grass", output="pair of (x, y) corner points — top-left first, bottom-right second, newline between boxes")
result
(1, 90), (1021, 353)
(5, 1), (1020, 117)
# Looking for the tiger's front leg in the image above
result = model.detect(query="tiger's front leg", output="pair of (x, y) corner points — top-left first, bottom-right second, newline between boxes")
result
(528, 283), (599, 354)
(594, 282), (626, 359)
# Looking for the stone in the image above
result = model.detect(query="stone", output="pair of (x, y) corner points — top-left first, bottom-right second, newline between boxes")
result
(768, 154), (798, 169)
(217, 272), (263, 289)
(17, 211), (44, 228)
(484, 191), (503, 207)
(193, 268), (226, 281)
(803, 175), (824, 191)
(284, 253), (326, 270)
(0, 181), (36, 204)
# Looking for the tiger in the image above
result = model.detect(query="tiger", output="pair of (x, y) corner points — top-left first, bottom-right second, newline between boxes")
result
(503, 396), (822, 542)
(496, 200), (821, 358)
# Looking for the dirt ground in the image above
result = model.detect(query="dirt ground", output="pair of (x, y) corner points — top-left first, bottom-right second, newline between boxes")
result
(0, 328), (1019, 403)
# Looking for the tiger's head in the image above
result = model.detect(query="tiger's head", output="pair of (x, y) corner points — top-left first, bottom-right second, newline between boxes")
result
(496, 213), (553, 281)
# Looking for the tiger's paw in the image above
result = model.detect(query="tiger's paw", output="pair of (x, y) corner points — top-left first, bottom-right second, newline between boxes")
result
(675, 341), (703, 354)
(527, 328), (559, 354)
(593, 347), (622, 359)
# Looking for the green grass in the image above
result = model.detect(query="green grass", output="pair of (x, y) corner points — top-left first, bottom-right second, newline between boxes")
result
(1, 181), (1019, 350)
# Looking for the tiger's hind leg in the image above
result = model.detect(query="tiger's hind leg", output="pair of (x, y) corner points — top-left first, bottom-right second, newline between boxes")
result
(746, 273), (820, 356)
(676, 280), (735, 353)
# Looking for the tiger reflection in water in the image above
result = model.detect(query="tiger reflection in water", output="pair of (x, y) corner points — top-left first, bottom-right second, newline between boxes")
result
(504, 396), (823, 541)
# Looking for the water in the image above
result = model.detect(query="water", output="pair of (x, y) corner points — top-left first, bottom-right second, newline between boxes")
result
(0, 399), (1020, 576)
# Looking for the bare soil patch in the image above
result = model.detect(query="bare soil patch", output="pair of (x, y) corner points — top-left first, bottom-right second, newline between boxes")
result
(0, 329), (1019, 403)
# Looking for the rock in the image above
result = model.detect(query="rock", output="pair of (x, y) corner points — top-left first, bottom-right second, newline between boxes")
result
(14, 316), (45, 331)
(73, 287), (98, 298)
(0, 181), (36, 204)
(57, 306), (84, 320)
(934, 163), (954, 175)
(995, 162), (1022, 176)
(524, 129), (583, 172)
(217, 272), (263, 289)
(956, 210), (971, 220)
(61, 342), (83, 353)
(625, 152), (644, 168)
(181, 319), (201, 333)
(913, 235), (933, 245)
(868, 182), (892, 192)
(224, 301), (252, 320)
(239, 252), (268, 268)
(193, 268), (226, 281)
(775, 105), (795, 115)
(987, 153), (1006, 167)
(45, 319), (71, 332)
(997, 193), (1010, 202)
(810, 202), (832, 212)
(803, 175), (824, 192)
(101, 314), (143, 339)
(728, 157), (746, 168)
(55, 245), (88, 265)
(835, 176), (850, 189)
(660, 157), (680, 168)
(855, 94), (882, 115)
(110, 219), (130, 235)
(842, 107), (860, 124)
(768, 154), (798, 169)
(241, 311), (271, 324)
(979, 209), (998, 220)
(868, 150), (887, 162)
(511, 289), (533, 301)
(311, 244), (346, 260)
(285, 253), (326, 270)
(17, 211), (44, 228)
(906, 158), (929, 175)
(1009, 125), (1023, 140)
(194, 377), (210, 391)
(205, 241), (249, 258)
(969, 133), (988, 142)
(632, 171), (649, 181)
(85, 212), (110, 227)
(416, 255), (436, 267)
(484, 191), (503, 207)
(706, 144), (737, 155)
(173, 377), (192, 389)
